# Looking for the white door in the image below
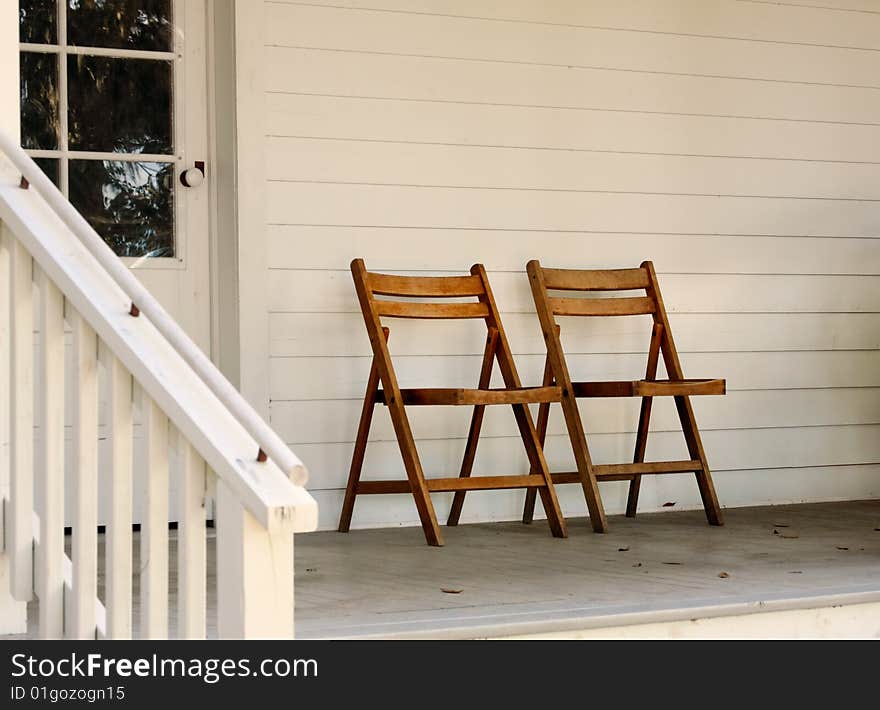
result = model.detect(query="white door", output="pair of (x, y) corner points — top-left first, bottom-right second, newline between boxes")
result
(19, 0), (211, 352)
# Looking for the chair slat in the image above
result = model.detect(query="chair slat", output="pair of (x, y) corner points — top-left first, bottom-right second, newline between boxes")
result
(139, 389), (169, 640)
(101, 345), (133, 640)
(377, 386), (561, 406)
(550, 460), (702, 483)
(6, 235), (33, 602)
(374, 300), (490, 319)
(71, 311), (99, 639)
(634, 378), (726, 397)
(36, 269), (65, 638)
(549, 296), (655, 317)
(541, 266), (650, 291)
(357, 474), (547, 494)
(177, 436), (207, 639)
(368, 272), (485, 297)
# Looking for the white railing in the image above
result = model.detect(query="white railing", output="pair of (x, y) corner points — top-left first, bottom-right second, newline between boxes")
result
(0, 136), (317, 639)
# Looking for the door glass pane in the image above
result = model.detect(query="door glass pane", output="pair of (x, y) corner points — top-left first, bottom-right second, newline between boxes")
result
(20, 0), (57, 44)
(68, 159), (175, 258)
(67, 0), (173, 52)
(20, 52), (60, 150)
(67, 55), (173, 154)
(34, 157), (60, 187)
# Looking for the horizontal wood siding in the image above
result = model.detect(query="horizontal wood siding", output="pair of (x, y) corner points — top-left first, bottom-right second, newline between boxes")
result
(261, 0), (880, 528)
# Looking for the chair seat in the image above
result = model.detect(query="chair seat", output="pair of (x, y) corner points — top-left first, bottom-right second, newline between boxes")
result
(572, 378), (725, 398)
(376, 386), (563, 406)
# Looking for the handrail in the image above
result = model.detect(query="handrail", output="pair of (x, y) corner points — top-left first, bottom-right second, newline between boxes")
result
(0, 132), (306, 486)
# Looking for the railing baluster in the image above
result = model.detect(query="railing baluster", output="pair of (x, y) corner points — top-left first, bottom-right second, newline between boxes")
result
(101, 344), (133, 639)
(138, 387), (169, 639)
(70, 310), (98, 639)
(6, 236), (33, 603)
(177, 433), (206, 639)
(36, 268), (65, 638)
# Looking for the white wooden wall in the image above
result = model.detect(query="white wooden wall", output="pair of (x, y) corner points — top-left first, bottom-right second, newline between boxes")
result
(259, 0), (880, 530)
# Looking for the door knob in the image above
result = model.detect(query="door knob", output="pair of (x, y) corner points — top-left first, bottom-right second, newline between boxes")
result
(180, 161), (205, 188)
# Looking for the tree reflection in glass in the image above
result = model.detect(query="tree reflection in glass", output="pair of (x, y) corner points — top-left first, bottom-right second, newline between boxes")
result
(20, 52), (60, 150)
(69, 160), (174, 258)
(67, 0), (173, 52)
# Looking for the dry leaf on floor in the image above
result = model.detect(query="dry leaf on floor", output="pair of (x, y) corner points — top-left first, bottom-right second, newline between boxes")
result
(662, 501), (676, 507)
(780, 532), (799, 539)
(773, 523), (790, 528)
(788, 571), (803, 574)
(442, 589), (463, 594)
(632, 563), (642, 568)
(662, 561), (682, 565)
(718, 572), (730, 579)
(618, 546), (630, 552)
(836, 546), (849, 551)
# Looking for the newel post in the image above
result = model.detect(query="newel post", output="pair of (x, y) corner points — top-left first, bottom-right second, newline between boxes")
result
(216, 480), (295, 639)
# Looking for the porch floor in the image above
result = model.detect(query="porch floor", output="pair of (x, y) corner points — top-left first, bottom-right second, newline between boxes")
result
(295, 500), (880, 638)
(4, 500), (879, 639)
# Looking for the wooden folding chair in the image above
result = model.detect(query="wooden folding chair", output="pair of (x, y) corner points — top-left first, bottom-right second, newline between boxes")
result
(522, 260), (725, 533)
(338, 259), (568, 546)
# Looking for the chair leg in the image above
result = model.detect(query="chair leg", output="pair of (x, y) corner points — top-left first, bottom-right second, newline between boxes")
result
(675, 395), (724, 526)
(522, 399), (550, 524)
(385, 398), (445, 546)
(627, 323), (662, 518)
(522, 355), (554, 524)
(338, 359), (380, 533)
(626, 393), (652, 518)
(560, 396), (608, 533)
(449, 330), (497, 526)
(447, 403), (486, 526)
(510, 402), (567, 538)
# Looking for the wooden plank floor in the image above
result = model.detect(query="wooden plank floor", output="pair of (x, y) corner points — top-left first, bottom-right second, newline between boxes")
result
(4, 500), (879, 639)
(294, 500), (880, 638)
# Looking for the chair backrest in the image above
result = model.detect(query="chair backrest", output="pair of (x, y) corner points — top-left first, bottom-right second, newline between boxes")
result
(535, 263), (656, 317)
(351, 258), (529, 390)
(527, 259), (687, 382)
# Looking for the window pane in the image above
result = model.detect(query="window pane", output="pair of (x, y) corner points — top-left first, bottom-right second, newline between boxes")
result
(67, 55), (172, 154)
(67, 0), (173, 52)
(20, 0), (57, 44)
(20, 52), (60, 150)
(69, 159), (175, 258)
(33, 157), (60, 187)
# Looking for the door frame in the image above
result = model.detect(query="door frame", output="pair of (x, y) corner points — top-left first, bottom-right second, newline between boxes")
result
(205, 0), (271, 417)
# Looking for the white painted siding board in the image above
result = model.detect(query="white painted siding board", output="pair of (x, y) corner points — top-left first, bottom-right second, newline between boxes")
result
(265, 48), (880, 126)
(266, 184), (880, 238)
(267, 272), (880, 314)
(269, 312), (880, 357)
(272, 0), (880, 50)
(267, 94), (880, 165)
(271, 388), (880, 446)
(269, 351), (880, 401)
(266, 3), (880, 88)
(267, 229), (880, 274)
(267, 138), (880, 201)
